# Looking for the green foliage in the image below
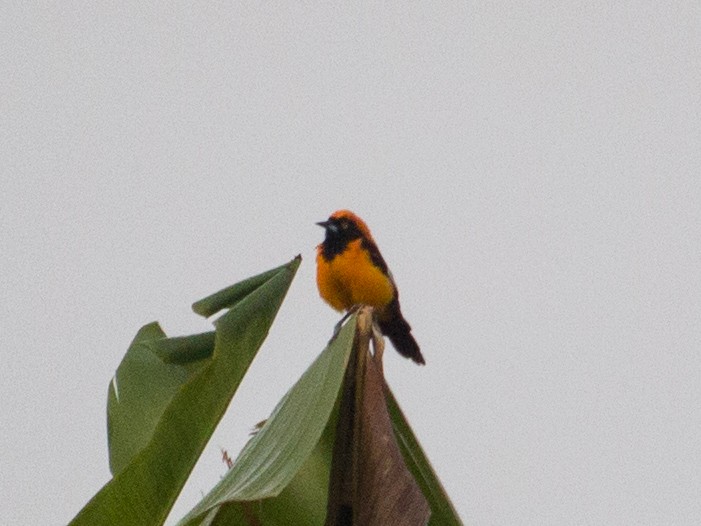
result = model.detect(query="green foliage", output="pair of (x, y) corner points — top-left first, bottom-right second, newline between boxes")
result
(108, 326), (214, 474)
(70, 257), (463, 525)
(178, 318), (356, 526)
(71, 257), (300, 526)
(386, 390), (464, 526)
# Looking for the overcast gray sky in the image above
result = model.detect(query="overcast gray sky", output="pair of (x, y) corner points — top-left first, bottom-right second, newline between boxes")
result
(2, 3), (700, 525)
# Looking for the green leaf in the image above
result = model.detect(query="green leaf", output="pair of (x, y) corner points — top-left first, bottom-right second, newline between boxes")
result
(204, 404), (341, 526)
(107, 327), (213, 474)
(192, 259), (297, 318)
(177, 317), (357, 525)
(177, 307), (463, 525)
(386, 389), (464, 526)
(70, 256), (301, 526)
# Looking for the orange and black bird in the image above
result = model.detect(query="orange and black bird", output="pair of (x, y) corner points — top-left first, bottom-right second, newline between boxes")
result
(316, 210), (425, 365)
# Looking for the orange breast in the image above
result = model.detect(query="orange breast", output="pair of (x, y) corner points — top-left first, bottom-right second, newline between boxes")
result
(316, 239), (395, 311)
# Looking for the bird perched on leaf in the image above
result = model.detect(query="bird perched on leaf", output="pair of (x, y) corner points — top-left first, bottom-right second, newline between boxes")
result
(316, 210), (425, 365)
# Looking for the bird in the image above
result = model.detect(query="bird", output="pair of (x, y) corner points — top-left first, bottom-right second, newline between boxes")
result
(316, 209), (425, 365)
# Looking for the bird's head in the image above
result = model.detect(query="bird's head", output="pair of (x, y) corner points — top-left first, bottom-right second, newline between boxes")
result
(316, 209), (373, 246)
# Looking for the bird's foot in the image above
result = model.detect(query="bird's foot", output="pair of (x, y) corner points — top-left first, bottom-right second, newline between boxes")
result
(329, 304), (363, 343)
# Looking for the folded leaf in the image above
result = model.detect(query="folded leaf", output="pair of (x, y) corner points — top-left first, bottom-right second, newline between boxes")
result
(108, 326), (213, 474)
(325, 311), (430, 526)
(70, 256), (300, 526)
(386, 390), (464, 526)
(177, 316), (357, 525)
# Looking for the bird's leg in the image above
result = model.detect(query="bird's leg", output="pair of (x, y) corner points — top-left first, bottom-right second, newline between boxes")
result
(329, 304), (363, 342)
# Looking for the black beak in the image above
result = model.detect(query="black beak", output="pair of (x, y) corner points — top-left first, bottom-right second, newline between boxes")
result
(317, 219), (339, 234)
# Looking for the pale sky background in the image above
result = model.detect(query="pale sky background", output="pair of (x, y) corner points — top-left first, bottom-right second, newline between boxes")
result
(2, 3), (700, 525)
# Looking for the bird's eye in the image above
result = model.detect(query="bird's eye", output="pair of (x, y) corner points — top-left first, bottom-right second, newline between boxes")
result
(340, 221), (349, 230)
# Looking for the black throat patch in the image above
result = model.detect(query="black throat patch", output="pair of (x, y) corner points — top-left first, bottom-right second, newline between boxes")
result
(320, 221), (389, 275)
(320, 222), (360, 260)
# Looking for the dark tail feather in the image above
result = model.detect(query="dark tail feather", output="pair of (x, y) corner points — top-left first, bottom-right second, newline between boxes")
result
(387, 329), (425, 365)
(378, 300), (425, 365)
